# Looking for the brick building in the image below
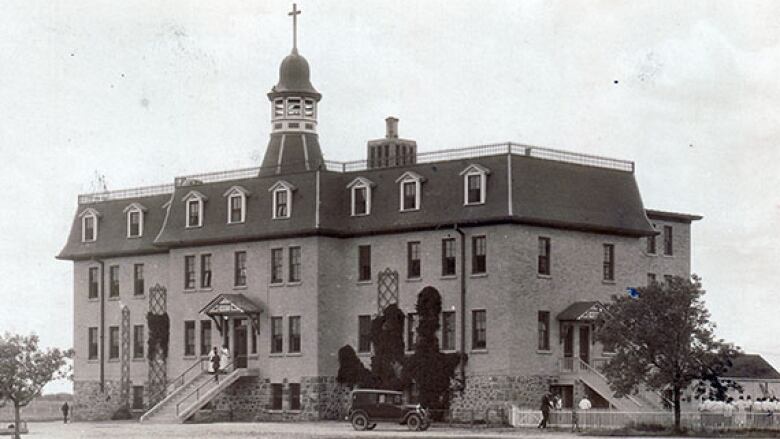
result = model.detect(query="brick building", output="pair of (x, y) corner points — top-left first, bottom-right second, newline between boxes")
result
(57, 7), (700, 422)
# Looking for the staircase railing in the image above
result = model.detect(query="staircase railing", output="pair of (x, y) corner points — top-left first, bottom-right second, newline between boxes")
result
(146, 357), (209, 408)
(175, 355), (247, 417)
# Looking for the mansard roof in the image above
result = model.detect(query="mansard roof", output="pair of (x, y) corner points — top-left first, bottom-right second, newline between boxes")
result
(59, 144), (675, 260)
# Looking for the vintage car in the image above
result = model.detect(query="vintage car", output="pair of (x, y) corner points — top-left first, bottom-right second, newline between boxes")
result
(348, 389), (431, 431)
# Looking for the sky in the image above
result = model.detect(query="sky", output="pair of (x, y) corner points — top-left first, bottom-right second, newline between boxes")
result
(1, 1), (779, 394)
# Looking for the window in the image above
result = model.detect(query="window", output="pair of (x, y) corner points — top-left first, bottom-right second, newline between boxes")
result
(358, 245), (371, 281)
(603, 244), (615, 281)
(251, 326), (257, 354)
(133, 264), (144, 296)
(109, 265), (119, 298)
(80, 209), (98, 242)
(132, 386), (144, 410)
(472, 236), (487, 274)
(407, 241), (421, 279)
(88, 327), (98, 360)
(289, 247), (301, 282)
(407, 313), (417, 351)
(538, 237), (551, 276)
(538, 311), (550, 351)
(472, 310), (487, 350)
(184, 321), (195, 357)
(304, 99), (315, 117)
(646, 233), (657, 254)
(184, 256), (195, 290)
(133, 325), (144, 359)
(271, 248), (283, 284)
(109, 326), (119, 360)
(647, 273), (656, 285)
(288, 316), (301, 353)
(271, 317), (283, 353)
(185, 197), (204, 228)
(664, 274), (673, 284)
(442, 311), (455, 351)
(289, 383), (301, 410)
(128, 210), (142, 237)
(396, 171), (424, 211)
(441, 238), (456, 276)
(270, 383), (283, 410)
(663, 226), (673, 256)
(348, 177), (374, 216)
(460, 164), (490, 205)
(88, 267), (99, 299)
(287, 98), (301, 116)
(200, 254), (212, 288)
(234, 251), (247, 287)
(273, 99), (284, 117)
(358, 315), (372, 353)
(269, 181), (296, 219)
(200, 320), (211, 356)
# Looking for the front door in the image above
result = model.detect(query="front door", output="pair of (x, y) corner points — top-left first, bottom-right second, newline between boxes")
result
(579, 326), (590, 365)
(233, 319), (247, 368)
(563, 326), (574, 357)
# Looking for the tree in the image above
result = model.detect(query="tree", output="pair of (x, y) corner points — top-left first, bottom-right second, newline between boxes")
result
(0, 333), (72, 439)
(370, 304), (406, 390)
(403, 287), (464, 411)
(595, 275), (739, 431)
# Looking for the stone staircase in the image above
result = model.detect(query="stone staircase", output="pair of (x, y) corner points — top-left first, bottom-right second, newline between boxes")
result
(559, 357), (668, 412)
(140, 372), (213, 423)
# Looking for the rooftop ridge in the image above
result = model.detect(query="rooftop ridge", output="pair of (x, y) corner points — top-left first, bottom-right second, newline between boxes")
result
(77, 142), (634, 203)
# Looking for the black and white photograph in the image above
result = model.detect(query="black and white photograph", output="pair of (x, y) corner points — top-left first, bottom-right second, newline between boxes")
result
(2, 1), (779, 438)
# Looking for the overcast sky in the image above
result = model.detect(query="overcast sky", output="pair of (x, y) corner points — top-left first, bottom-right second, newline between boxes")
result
(2, 1), (779, 393)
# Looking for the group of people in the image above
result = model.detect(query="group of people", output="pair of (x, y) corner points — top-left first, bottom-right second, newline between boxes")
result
(698, 395), (780, 428)
(208, 345), (231, 382)
(538, 391), (592, 431)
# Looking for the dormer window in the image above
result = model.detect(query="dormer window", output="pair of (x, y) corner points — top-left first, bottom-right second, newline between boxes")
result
(79, 208), (100, 242)
(460, 164), (490, 205)
(223, 186), (250, 224)
(269, 180), (296, 220)
(347, 177), (375, 216)
(123, 203), (148, 238)
(181, 190), (207, 228)
(395, 171), (424, 212)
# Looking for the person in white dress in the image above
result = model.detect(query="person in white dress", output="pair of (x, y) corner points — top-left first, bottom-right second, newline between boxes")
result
(220, 344), (230, 372)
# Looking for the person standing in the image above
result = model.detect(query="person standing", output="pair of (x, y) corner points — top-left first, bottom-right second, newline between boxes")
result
(61, 401), (69, 424)
(578, 395), (592, 429)
(538, 392), (552, 429)
(220, 344), (230, 372)
(210, 346), (221, 383)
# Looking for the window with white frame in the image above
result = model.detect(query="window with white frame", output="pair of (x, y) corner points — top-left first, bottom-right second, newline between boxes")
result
(181, 191), (206, 228)
(269, 181), (295, 219)
(460, 164), (490, 205)
(80, 208), (99, 242)
(123, 203), (146, 238)
(223, 186), (250, 224)
(347, 177), (375, 216)
(395, 171), (424, 212)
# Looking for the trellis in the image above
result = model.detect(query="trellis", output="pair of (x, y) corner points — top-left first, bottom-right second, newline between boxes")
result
(147, 284), (167, 406)
(120, 305), (131, 410)
(377, 268), (399, 313)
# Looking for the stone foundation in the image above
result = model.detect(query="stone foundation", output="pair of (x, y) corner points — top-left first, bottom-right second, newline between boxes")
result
(195, 376), (352, 423)
(73, 380), (125, 421)
(449, 374), (553, 422)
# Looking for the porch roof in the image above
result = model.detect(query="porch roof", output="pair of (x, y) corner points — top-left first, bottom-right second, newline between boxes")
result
(557, 301), (603, 321)
(199, 293), (263, 316)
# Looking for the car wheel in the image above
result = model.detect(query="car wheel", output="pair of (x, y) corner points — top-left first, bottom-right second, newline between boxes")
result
(406, 414), (422, 431)
(366, 423), (377, 430)
(351, 413), (369, 431)
(420, 420), (431, 431)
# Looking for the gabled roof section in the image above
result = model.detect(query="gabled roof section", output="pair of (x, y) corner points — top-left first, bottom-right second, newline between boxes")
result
(181, 190), (207, 202)
(199, 293), (263, 315)
(268, 180), (297, 192)
(223, 185), (252, 198)
(78, 207), (101, 218)
(395, 170), (425, 183)
(557, 301), (604, 321)
(346, 176), (376, 189)
(723, 354), (780, 380)
(646, 209), (703, 223)
(459, 163), (491, 176)
(122, 202), (148, 213)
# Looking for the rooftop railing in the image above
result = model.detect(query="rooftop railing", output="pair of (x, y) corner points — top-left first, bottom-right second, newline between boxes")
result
(77, 142), (633, 203)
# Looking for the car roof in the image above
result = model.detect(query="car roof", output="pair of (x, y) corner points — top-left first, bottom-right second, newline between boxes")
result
(351, 389), (404, 395)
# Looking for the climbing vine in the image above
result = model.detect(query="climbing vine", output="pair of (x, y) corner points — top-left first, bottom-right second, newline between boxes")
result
(146, 312), (170, 361)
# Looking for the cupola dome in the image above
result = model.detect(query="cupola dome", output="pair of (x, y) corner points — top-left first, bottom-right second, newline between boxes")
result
(272, 49), (320, 98)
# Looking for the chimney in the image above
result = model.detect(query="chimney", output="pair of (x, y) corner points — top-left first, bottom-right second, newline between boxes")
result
(385, 117), (399, 139)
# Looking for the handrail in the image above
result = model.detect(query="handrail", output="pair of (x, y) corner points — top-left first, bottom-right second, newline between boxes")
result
(568, 357), (643, 408)
(175, 355), (247, 417)
(147, 357), (207, 407)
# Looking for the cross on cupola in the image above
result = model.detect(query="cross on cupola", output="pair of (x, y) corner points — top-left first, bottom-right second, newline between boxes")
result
(289, 3), (301, 53)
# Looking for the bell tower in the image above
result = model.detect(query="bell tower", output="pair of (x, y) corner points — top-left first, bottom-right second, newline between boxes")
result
(260, 3), (325, 176)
